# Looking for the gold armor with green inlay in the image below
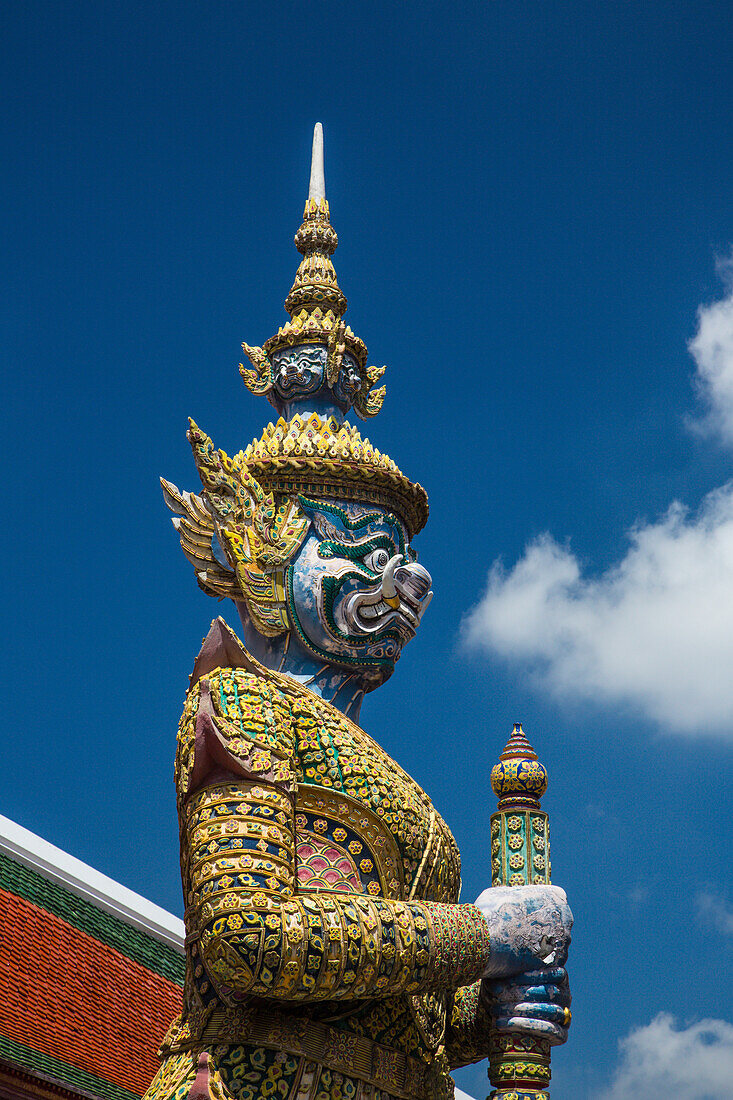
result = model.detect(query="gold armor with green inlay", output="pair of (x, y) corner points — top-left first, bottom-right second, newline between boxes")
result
(145, 622), (493, 1100)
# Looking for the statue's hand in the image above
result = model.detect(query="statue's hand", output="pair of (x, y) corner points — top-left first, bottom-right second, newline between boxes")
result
(482, 966), (571, 1046)
(475, 885), (573, 978)
(474, 885), (573, 1046)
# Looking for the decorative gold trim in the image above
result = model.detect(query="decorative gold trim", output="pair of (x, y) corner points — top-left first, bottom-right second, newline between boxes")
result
(167, 1002), (439, 1100)
(408, 808), (436, 901)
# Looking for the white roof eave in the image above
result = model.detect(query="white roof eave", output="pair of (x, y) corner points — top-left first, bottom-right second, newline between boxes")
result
(0, 812), (185, 955)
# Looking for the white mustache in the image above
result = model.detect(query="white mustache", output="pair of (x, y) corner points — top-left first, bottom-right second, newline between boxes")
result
(342, 556), (433, 637)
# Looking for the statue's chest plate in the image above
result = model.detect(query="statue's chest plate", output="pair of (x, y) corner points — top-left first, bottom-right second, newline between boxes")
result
(187, 664), (462, 904)
(295, 787), (405, 899)
(293, 704), (461, 904)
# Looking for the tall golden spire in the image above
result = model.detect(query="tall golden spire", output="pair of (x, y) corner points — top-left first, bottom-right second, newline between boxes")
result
(239, 123), (385, 421)
(284, 123), (347, 321)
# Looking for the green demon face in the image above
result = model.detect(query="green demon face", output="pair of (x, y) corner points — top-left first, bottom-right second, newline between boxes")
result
(286, 497), (433, 675)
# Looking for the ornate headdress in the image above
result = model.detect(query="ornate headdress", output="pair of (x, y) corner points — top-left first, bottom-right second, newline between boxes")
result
(163, 124), (428, 634)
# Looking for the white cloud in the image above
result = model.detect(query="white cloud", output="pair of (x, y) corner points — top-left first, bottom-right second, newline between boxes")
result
(464, 482), (733, 734)
(690, 255), (733, 444)
(464, 266), (733, 737)
(596, 1014), (733, 1100)
(696, 889), (733, 936)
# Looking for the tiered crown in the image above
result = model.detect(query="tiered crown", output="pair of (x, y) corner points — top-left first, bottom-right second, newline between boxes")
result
(239, 124), (386, 422)
(238, 412), (428, 537)
(164, 125), (430, 628)
(233, 124), (428, 536)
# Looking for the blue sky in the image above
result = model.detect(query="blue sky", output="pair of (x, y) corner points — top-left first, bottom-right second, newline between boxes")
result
(4, 3), (733, 1097)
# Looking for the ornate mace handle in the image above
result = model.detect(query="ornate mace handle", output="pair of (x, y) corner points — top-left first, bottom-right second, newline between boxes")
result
(488, 723), (553, 1100)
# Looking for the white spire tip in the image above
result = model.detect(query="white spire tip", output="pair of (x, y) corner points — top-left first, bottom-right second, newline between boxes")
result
(308, 122), (326, 202)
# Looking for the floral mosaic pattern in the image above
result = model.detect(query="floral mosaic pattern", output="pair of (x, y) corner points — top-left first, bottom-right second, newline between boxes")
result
(146, 640), (493, 1099)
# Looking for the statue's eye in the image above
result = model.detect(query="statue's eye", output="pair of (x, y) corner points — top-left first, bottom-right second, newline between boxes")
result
(364, 548), (390, 573)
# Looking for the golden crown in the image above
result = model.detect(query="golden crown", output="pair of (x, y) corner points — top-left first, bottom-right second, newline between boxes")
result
(237, 125), (387, 421)
(239, 412), (428, 537)
(163, 125), (429, 628)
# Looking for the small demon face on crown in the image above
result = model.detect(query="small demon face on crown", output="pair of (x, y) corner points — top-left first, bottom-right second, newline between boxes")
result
(162, 124), (432, 689)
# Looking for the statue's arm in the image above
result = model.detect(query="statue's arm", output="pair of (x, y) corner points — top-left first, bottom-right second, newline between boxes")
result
(178, 674), (491, 1004)
(186, 773), (491, 1002)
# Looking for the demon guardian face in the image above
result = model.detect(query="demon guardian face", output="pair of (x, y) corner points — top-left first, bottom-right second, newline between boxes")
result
(287, 498), (432, 677)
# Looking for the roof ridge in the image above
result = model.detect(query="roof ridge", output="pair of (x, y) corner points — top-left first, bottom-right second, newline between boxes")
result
(0, 814), (184, 959)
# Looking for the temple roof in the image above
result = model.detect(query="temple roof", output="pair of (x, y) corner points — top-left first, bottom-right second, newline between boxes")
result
(0, 814), (184, 1100)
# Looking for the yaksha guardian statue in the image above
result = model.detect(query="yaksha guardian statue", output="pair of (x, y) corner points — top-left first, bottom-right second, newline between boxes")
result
(146, 126), (572, 1100)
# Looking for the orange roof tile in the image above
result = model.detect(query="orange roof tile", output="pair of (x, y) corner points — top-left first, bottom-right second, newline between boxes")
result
(0, 887), (182, 1097)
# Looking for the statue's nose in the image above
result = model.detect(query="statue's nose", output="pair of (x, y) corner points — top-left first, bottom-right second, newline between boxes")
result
(395, 562), (432, 604)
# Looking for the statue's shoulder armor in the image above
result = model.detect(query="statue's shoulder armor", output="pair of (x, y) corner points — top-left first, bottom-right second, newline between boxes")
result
(198, 664), (293, 742)
(175, 664), (296, 799)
